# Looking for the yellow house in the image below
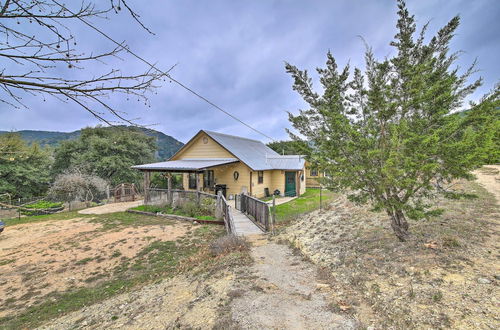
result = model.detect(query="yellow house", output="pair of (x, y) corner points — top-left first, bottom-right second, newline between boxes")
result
(133, 130), (306, 199)
(305, 161), (325, 188)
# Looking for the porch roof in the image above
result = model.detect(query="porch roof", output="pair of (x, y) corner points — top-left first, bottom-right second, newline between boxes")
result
(131, 158), (238, 172)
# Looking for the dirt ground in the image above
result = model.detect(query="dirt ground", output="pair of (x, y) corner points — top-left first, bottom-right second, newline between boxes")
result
(39, 270), (237, 329)
(0, 216), (188, 318)
(226, 236), (357, 329)
(474, 165), (500, 202)
(78, 200), (143, 215)
(38, 235), (357, 330)
(281, 167), (499, 329)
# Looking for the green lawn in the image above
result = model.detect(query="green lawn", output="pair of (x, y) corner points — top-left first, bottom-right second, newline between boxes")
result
(272, 188), (336, 223)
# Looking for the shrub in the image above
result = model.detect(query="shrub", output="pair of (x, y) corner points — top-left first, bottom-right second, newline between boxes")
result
(210, 234), (249, 256)
(199, 197), (216, 216)
(49, 170), (108, 204)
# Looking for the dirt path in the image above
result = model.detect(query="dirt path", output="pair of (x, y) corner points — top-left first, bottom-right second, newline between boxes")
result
(78, 200), (143, 215)
(474, 165), (500, 204)
(228, 236), (356, 329)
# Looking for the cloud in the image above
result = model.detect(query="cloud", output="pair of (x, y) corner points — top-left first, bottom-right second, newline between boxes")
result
(1, 0), (498, 142)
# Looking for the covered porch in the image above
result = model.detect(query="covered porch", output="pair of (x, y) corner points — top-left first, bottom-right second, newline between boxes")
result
(132, 158), (239, 202)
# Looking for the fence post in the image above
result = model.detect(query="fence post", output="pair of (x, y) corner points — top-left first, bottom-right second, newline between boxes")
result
(216, 191), (222, 220)
(272, 195), (276, 235)
(120, 184), (125, 203)
(319, 187), (322, 212)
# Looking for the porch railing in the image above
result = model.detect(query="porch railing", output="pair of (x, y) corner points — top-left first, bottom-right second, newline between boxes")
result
(235, 193), (270, 231)
(217, 193), (235, 234)
(147, 188), (235, 234)
(147, 188), (216, 206)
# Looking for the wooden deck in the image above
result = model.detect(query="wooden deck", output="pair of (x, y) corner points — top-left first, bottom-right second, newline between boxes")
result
(228, 200), (263, 235)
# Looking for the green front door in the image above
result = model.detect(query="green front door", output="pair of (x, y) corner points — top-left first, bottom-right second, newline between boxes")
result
(285, 171), (296, 197)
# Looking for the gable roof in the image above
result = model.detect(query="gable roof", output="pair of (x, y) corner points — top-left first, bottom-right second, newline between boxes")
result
(202, 130), (281, 170)
(166, 129), (305, 171)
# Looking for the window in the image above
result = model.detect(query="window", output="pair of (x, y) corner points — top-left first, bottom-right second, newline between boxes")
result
(258, 171), (264, 184)
(188, 173), (197, 189)
(310, 169), (318, 177)
(203, 170), (215, 188)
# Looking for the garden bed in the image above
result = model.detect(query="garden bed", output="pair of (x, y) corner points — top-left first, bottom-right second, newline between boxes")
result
(21, 200), (64, 216)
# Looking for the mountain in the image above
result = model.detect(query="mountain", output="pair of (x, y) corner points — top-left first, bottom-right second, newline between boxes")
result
(0, 127), (184, 160)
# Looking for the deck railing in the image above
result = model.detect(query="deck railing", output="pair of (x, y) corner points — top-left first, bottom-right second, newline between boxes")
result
(236, 193), (270, 231)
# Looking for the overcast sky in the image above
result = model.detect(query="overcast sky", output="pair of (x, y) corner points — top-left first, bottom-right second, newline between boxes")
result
(0, 0), (498, 143)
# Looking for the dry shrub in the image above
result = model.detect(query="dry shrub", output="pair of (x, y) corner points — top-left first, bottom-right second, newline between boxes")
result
(210, 234), (249, 256)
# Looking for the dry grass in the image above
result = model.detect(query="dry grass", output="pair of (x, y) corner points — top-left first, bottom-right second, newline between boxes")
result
(210, 234), (250, 257)
(282, 179), (499, 329)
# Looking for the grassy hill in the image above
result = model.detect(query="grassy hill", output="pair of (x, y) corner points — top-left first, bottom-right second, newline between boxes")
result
(0, 126), (184, 160)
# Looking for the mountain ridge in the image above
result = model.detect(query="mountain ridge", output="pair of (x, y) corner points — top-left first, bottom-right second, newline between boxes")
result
(0, 126), (184, 160)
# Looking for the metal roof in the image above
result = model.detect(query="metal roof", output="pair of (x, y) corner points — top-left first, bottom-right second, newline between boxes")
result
(131, 158), (238, 171)
(132, 130), (306, 172)
(266, 155), (306, 170)
(204, 131), (304, 170)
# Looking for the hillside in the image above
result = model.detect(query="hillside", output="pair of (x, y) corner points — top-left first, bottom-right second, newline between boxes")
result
(0, 126), (184, 160)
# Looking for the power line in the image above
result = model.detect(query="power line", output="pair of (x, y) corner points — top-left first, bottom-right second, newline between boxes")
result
(51, 0), (276, 142)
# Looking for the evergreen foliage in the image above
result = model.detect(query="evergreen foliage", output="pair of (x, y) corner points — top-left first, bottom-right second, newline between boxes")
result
(266, 140), (309, 155)
(285, 0), (498, 241)
(0, 133), (52, 198)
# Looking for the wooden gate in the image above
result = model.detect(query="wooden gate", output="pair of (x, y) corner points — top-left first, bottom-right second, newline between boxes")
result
(113, 183), (137, 202)
(236, 193), (270, 231)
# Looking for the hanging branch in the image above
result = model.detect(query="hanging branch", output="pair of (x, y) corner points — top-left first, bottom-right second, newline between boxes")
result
(0, 0), (163, 124)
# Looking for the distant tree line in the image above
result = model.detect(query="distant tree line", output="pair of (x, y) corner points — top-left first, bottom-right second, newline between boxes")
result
(0, 126), (156, 199)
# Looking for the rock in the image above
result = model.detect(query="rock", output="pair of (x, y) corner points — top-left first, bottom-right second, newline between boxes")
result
(192, 221), (199, 225)
(315, 283), (330, 291)
(477, 278), (491, 284)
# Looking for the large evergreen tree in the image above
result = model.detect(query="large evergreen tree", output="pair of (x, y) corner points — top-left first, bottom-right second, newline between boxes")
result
(286, 0), (498, 241)
(52, 126), (156, 186)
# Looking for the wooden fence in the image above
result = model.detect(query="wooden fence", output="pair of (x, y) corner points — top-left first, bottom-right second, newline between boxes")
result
(147, 188), (216, 206)
(217, 193), (235, 234)
(148, 188), (235, 234)
(236, 193), (270, 231)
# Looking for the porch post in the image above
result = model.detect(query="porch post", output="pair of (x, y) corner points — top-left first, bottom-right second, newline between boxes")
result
(167, 173), (172, 205)
(143, 171), (151, 203)
(195, 171), (201, 204)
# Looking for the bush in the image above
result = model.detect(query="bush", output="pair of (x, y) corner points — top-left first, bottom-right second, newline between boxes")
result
(49, 170), (108, 204)
(199, 197), (216, 216)
(210, 235), (249, 256)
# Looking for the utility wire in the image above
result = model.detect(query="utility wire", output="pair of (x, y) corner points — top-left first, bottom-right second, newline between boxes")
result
(51, 0), (276, 142)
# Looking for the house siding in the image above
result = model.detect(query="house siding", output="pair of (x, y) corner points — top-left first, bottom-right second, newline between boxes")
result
(172, 132), (234, 160)
(305, 162), (323, 188)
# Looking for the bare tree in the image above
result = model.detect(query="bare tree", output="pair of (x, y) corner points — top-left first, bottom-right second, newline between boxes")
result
(0, 0), (164, 124)
(49, 169), (108, 205)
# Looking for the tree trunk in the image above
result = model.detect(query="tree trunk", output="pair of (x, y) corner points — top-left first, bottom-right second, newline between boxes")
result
(388, 209), (410, 242)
